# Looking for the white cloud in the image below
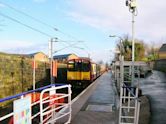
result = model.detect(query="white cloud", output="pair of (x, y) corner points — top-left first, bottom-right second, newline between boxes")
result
(0, 40), (47, 54)
(0, 3), (5, 7)
(67, 0), (166, 42)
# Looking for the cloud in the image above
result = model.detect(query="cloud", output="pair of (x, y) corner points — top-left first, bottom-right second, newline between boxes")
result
(0, 40), (47, 54)
(0, 3), (5, 7)
(67, 0), (166, 42)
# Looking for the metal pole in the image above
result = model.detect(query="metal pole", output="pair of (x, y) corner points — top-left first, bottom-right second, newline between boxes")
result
(49, 38), (58, 84)
(131, 11), (135, 85)
(33, 58), (36, 101)
(33, 58), (36, 90)
(21, 57), (24, 92)
(49, 39), (53, 84)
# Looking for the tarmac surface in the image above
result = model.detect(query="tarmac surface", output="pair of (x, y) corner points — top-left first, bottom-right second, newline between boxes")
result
(71, 72), (118, 124)
(139, 71), (166, 124)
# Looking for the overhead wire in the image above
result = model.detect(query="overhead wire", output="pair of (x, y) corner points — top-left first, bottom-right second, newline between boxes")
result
(0, 12), (52, 37)
(0, 1), (57, 30)
(53, 41), (83, 54)
(0, 1), (91, 54)
(0, 1), (81, 41)
(0, 11), (84, 52)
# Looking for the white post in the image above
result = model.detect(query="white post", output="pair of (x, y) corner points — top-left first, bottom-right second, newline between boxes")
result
(136, 101), (141, 124)
(119, 86), (123, 124)
(68, 85), (72, 123)
(131, 11), (135, 86)
(134, 87), (138, 124)
(49, 39), (53, 84)
(33, 58), (36, 90)
(121, 56), (124, 87)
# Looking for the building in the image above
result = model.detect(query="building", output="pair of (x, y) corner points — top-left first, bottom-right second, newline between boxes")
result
(27, 52), (49, 62)
(155, 44), (166, 73)
(158, 44), (166, 59)
(53, 53), (79, 63)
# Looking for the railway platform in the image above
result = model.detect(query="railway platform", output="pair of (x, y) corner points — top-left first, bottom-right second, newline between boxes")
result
(71, 71), (119, 124)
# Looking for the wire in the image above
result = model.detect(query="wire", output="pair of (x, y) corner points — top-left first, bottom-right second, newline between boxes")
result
(0, 1), (81, 41)
(52, 39), (85, 55)
(0, 12), (52, 37)
(0, 2), (91, 54)
(0, 1), (57, 30)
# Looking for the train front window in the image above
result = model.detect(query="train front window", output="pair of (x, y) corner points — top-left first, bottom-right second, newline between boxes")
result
(81, 62), (90, 72)
(75, 61), (82, 71)
(68, 59), (90, 72)
(68, 61), (75, 71)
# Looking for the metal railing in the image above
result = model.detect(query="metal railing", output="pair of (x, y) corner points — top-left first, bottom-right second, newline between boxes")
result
(119, 84), (140, 124)
(119, 66), (141, 124)
(113, 57), (141, 124)
(0, 84), (72, 124)
(40, 85), (72, 124)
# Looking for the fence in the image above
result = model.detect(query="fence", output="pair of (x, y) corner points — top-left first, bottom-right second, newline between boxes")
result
(112, 56), (141, 124)
(0, 55), (50, 107)
(0, 84), (72, 124)
(119, 84), (140, 124)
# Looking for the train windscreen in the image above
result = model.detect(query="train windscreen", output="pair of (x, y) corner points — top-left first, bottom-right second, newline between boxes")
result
(68, 61), (75, 71)
(67, 59), (90, 72)
(81, 61), (90, 72)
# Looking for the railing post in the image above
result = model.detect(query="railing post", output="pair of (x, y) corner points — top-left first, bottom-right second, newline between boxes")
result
(119, 85), (123, 124)
(67, 85), (72, 123)
(136, 101), (140, 124)
(50, 86), (56, 124)
(127, 89), (131, 112)
(124, 87), (126, 103)
(134, 87), (138, 124)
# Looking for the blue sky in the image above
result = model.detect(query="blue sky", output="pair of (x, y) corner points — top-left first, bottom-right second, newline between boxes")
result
(0, 0), (166, 63)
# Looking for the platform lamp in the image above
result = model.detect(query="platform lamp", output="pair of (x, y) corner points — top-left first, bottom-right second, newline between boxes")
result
(125, 0), (138, 84)
(109, 35), (124, 89)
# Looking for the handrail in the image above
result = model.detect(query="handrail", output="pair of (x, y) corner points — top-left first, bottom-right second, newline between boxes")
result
(0, 83), (67, 103)
(122, 83), (141, 102)
(0, 83), (71, 124)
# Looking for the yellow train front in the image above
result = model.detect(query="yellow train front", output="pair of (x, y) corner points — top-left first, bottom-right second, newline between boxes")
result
(67, 58), (91, 87)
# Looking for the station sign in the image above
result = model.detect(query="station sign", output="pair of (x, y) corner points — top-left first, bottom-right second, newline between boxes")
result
(14, 96), (31, 124)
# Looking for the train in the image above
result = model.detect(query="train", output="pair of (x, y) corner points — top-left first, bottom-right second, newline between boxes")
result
(55, 58), (106, 88)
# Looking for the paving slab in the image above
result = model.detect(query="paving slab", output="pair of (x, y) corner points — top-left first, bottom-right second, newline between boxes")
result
(72, 111), (116, 124)
(72, 72), (118, 124)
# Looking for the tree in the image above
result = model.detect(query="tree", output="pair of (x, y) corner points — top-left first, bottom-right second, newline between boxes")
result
(116, 36), (146, 61)
(145, 43), (159, 61)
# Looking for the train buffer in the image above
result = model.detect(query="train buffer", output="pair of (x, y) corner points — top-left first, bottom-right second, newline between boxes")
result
(71, 71), (119, 124)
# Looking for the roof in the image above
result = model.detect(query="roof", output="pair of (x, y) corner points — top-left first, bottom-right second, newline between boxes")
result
(114, 61), (147, 66)
(159, 44), (166, 52)
(0, 51), (47, 58)
(53, 53), (76, 59)
(79, 57), (91, 61)
(68, 58), (90, 62)
(27, 52), (46, 57)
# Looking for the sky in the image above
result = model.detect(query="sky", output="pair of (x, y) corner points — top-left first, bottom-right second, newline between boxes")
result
(0, 0), (166, 63)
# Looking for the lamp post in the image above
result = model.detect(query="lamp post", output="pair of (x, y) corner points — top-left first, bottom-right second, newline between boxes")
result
(109, 35), (124, 56)
(126, 0), (137, 85)
(48, 37), (58, 84)
(109, 35), (124, 89)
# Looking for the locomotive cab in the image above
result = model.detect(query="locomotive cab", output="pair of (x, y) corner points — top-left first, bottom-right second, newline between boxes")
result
(67, 59), (91, 87)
